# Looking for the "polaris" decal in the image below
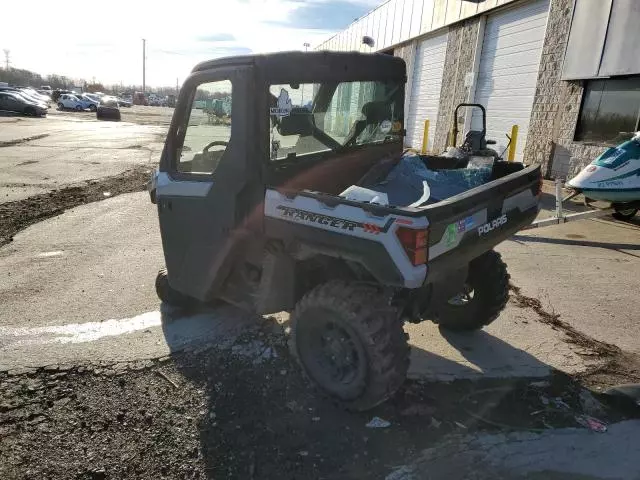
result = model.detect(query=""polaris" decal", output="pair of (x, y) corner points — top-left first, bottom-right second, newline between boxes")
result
(477, 214), (508, 235)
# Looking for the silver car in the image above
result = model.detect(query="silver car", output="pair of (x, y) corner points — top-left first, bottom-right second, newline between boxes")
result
(0, 91), (47, 116)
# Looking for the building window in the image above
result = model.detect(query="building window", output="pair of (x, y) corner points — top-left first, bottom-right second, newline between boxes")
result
(575, 76), (640, 145)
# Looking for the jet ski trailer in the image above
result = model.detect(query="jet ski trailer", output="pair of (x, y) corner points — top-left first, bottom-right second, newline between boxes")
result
(526, 132), (640, 229)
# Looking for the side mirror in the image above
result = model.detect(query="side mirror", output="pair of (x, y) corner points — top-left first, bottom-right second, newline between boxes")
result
(277, 108), (314, 136)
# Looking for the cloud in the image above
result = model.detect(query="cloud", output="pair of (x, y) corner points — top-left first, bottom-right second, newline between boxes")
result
(0, 0), (377, 86)
(196, 33), (236, 42)
(268, 0), (373, 30)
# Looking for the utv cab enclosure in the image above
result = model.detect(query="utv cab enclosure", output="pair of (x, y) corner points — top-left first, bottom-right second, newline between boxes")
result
(150, 51), (542, 410)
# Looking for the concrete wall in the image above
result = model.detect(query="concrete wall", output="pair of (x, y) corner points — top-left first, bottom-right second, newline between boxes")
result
(393, 42), (417, 136)
(523, 0), (607, 178)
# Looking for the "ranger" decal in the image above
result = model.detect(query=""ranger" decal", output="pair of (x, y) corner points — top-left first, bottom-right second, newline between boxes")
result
(477, 214), (508, 236)
(276, 205), (394, 234)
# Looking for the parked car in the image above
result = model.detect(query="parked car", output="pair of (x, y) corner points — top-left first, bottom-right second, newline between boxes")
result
(117, 97), (132, 108)
(19, 87), (51, 105)
(51, 89), (73, 102)
(97, 96), (121, 121)
(83, 93), (103, 103)
(0, 87), (48, 109)
(133, 91), (147, 106)
(76, 94), (99, 111)
(0, 91), (47, 117)
(58, 94), (89, 111)
(40, 86), (52, 93)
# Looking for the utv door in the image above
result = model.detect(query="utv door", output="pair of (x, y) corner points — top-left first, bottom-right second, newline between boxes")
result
(156, 66), (255, 301)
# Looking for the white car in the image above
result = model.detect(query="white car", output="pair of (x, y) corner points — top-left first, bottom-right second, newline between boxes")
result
(20, 88), (51, 105)
(57, 94), (91, 111)
(83, 93), (103, 103)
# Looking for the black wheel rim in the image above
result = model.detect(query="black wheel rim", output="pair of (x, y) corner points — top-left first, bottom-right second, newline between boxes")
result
(296, 308), (367, 400)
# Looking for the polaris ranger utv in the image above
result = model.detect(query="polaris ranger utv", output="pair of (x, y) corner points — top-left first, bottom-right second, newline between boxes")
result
(149, 51), (542, 410)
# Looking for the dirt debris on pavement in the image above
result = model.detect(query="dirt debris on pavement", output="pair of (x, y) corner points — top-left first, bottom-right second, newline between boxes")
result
(1, 311), (639, 480)
(509, 283), (620, 357)
(0, 134), (50, 148)
(0, 166), (151, 247)
(509, 282), (640, 395)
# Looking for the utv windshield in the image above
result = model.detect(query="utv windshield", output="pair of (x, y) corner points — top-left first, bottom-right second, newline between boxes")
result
(269, 80), (403, 161)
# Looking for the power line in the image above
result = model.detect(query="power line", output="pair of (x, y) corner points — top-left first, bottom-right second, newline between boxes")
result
(3, 49), (10, 70)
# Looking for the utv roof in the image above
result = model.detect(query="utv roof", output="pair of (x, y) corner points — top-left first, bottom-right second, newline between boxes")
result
(192, 51), (406, 83)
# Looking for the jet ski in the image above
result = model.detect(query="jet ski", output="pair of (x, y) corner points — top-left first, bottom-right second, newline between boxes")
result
(567, 132), (640, 220)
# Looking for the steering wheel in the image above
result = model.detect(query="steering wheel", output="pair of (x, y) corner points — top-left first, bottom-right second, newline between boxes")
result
(203, 140), (229, 152)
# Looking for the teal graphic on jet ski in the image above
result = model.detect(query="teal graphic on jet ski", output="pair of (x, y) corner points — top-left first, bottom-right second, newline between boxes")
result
(567, 132), (640, 220)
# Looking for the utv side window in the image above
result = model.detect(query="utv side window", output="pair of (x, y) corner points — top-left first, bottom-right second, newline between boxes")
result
(178, 79), (232, 174)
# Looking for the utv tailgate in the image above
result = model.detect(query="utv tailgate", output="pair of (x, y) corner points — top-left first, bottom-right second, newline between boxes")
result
(421, 164), (541, 282)
(265, 164), (541, 289)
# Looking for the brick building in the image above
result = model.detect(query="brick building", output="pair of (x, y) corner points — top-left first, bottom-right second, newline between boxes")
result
(317, 0), (640, 179)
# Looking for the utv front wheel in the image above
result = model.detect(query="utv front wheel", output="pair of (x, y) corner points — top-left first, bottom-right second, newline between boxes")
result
(436, 250), (509, 331)
(155, 268), (194, 308)
(290, 281), (409, 411)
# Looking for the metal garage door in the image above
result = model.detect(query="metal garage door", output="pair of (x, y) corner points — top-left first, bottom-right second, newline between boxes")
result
(405, 31), (448, 152)
(472, 0), (549, 161)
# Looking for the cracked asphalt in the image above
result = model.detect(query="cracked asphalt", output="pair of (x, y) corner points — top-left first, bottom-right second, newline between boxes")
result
(1, 109), (639, 479)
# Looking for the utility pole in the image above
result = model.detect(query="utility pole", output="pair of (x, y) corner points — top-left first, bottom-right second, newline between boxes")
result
(142, 39), (146, 94)
(3, 49), (10, 70)
(176, 77), (179, 95)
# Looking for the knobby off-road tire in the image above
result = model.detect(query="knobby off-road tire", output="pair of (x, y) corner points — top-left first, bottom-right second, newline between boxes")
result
(290, 281), (410, 411)
(436, 250), (509, 332)
(155, 268), (194, 308)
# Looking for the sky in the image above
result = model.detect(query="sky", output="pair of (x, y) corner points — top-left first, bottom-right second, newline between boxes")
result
(0, 0), (379, 88)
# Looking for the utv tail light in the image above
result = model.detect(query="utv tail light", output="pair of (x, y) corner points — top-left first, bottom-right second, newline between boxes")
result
(396, 227), (429, 266)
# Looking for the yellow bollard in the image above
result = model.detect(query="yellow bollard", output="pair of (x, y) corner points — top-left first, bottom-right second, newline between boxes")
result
(421, 120), (430, 154)
(508, 124), (519, 162)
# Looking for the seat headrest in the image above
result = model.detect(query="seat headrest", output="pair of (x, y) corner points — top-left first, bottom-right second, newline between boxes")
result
(361, 101), (391, 123)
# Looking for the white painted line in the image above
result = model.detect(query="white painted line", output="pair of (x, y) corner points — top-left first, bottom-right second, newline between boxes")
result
(0, 311), (161, 345)
(37, 251), (64, 258)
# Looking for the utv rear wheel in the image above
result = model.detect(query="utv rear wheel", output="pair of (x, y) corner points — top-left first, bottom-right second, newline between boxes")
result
(290, 281), (409, 411)
(155, 268), (194, 308)
(612, 206), (638, 221)
(436, 250), (509, 331)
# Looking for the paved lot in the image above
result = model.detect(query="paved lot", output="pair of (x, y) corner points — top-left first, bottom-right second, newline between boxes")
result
(1, 109), (638, 374)
(0, 108), (168, 203)
(0, 110), (639, 478)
